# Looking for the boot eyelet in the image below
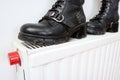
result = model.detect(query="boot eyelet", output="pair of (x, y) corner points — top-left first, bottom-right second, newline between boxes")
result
(49, 11), (56, 17)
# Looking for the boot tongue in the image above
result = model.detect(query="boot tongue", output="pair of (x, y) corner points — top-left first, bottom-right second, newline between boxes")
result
(67, 0), (84, 5)
(102, 0), (112, 2)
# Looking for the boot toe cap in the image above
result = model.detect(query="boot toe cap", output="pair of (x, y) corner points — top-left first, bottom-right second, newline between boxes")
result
(20, 23), (67, 37)
(87, 21), (105, 35)
(20, 23), (43, 35)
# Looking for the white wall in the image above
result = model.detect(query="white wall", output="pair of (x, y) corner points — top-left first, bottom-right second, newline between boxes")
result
(0, 0), (119, 80)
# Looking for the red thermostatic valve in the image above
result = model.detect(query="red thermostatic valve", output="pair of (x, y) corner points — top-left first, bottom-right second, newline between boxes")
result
(8, 51), (20, 65)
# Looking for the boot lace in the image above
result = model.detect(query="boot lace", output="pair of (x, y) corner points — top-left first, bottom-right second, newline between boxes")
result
(40, 0), (65, 22)
(90, 1), (111, 21)
(50, 0), (65, 12)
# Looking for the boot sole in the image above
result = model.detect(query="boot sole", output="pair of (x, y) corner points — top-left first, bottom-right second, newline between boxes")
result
(18, 24), (87, 46)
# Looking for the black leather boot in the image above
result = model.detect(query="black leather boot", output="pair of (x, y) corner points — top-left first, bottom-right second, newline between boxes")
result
(87, 0), (119, 35)
(18, 0), (86, 45)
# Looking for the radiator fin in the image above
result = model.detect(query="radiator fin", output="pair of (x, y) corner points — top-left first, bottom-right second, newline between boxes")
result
(22, 42), (44, 49)
(30, 41), (120, 80)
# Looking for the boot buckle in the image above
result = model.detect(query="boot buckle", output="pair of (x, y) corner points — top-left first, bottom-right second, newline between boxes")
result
(110, 22), (114, 28)
(52, 15), (64, 22)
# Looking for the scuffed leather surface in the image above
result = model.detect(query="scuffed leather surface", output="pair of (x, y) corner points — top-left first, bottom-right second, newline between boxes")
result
(20, 20), (67, 36)
(20, 0), (86, 37)
(87, 0), (119, 34)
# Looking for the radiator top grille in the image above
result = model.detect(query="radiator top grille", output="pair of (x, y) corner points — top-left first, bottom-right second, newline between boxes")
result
(21, 42), (46, 49)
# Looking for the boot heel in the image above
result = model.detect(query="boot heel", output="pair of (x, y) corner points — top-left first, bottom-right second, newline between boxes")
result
(107, 22), (119, 32)
(71, 24), (87, 39)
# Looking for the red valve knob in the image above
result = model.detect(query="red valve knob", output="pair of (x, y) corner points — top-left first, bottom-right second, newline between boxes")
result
(8, 51), (20, 65)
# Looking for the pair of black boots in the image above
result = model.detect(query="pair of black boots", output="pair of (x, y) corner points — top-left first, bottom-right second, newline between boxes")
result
(18, 0), (119, 45)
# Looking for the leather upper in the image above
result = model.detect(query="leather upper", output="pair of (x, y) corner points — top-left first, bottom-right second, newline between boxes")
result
(87, 0), (119, 34)
(20, 20), (67, 36)
(20, 0), (86, 37)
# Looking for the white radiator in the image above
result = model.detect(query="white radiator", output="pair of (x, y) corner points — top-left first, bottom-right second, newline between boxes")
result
(8, 33), (120, 80)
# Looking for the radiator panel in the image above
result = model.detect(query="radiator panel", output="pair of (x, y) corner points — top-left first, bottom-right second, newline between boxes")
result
(14, 33), (120, 80)
(29, 41), (120, 80)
